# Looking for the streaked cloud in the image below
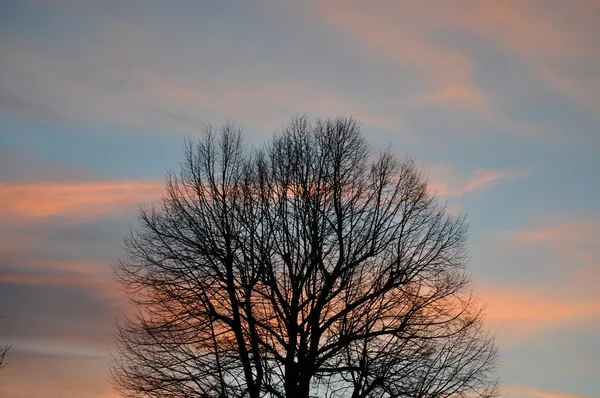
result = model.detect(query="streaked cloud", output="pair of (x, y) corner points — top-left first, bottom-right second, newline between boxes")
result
(411, 83), (490, 112)
(312, 1), (478, 99)
(507, 220), (599, 282)
(427, 164), (530, 197)
(0, 31), (396, 133)
(0, 353), (118, 398)
(511, 222), (599, 247)
(479, 282), (599, 343)
(503, 383), (594, 398)
(0, 180), (163, 223)
(310, 0), (600, 131)
(476, 219), (600, 344)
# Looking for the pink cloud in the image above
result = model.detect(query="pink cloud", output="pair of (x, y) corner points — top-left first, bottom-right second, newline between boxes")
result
(313, 0), (598, 63)
(310, 0), (600, 118)
(312, 0), (478, 105)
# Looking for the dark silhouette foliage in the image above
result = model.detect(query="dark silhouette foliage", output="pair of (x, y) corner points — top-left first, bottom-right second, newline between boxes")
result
(113, 116), (498, 398)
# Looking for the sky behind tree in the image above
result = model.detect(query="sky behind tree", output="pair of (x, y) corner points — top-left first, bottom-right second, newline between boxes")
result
(0, 1), (598, 397)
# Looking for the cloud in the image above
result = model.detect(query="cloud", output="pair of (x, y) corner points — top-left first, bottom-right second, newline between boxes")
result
(475, 220), (600, 344)
(479, 282), (599, 324)
(427, 165), (529, 197)
(0, 94), (66, 121)
(311, 0), (478, 100)
(503, 383), (593, 398)
(0, 30), (397, 134)
(310, 0), (600, 123)
(153, 78), (399, 131)
(0, 149), (90, 183)
(0, 180), (163, 223)
(0, 271), (114, 293)
(462, 168), (528, 194)
(0, 352), (119, 398)
(540, 66), (600, 114)
(4, 0), (597, 142)
(507, 221), (599, 280)
(472, 278), (600, 348)
(411, 84), (490, 112)
(312, 0), (599, 68)
(511, 222), (599, 247)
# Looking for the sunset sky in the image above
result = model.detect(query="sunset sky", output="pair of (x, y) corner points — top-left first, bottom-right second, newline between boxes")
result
(0, 1), (599, 397)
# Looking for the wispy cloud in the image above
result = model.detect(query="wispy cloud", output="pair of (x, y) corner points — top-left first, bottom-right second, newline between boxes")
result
(508, 221), (599, 281)
(477, 219), (600, 343)
(480, 282), (599, 326)
(511, 222), (600, 247)
(312, 0), (477, 97)
(0, 272), (113, 291)
(0, 31), (396, 133)
(472, 278), (599, 349)
(503, 383), (593, 398)
(411, 84), (490, 112)
(0, 354), (119, 398)
(427, 165), (530, 197)
(310, 0), (600, 128)
(0, 180), (163, 223)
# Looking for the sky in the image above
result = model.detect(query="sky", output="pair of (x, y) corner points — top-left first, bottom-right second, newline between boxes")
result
(0, 1), (598, 397)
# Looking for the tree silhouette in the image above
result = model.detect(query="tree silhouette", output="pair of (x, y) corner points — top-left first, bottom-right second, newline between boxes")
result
(0, 318), (9, 370)
(112, 116), (498, 398)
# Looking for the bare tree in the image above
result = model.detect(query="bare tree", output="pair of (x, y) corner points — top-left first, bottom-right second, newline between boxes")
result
(113, 116), (498, 398)
(0, 318), (9, 370)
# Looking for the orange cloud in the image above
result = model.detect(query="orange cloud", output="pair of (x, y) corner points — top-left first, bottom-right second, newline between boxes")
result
(0, 180), (163, 223)
(480, 220), (600, 342)
(0, 355), (119, 398)
(480, 284), (599, 322)
(474, 281), (600, 347)
(503, 383), (593, 398)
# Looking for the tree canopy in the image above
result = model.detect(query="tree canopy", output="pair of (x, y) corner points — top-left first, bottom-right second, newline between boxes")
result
(113, 116), (498, 398)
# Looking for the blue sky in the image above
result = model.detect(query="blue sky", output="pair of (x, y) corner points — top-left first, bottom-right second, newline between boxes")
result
(0, 1), (599, 397)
